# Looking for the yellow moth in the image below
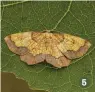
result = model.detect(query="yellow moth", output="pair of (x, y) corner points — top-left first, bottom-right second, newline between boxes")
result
(4, 30), (91, 68)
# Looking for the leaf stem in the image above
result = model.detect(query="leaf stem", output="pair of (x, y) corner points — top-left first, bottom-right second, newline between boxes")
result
(51, 0), (72, 31)
(1, 1), (27, 8)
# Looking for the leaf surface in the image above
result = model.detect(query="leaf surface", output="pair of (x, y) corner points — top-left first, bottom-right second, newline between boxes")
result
(1, 1), (95, 92)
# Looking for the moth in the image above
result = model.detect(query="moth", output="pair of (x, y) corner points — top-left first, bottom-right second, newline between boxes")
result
(4, 30), (91, 68)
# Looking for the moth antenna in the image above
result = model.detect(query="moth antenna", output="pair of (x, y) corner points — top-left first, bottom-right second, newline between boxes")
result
(42, 30), (51, 33)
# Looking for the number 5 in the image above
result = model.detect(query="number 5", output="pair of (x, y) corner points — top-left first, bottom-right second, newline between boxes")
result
(82, 79), (87, 86)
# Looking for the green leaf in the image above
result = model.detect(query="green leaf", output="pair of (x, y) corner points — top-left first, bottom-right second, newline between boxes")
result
(1, 1), (95, 92)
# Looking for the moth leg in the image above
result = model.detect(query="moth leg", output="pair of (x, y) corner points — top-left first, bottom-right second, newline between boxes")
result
(45, 54), (70, 68)
(20, 53), (45, 65)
